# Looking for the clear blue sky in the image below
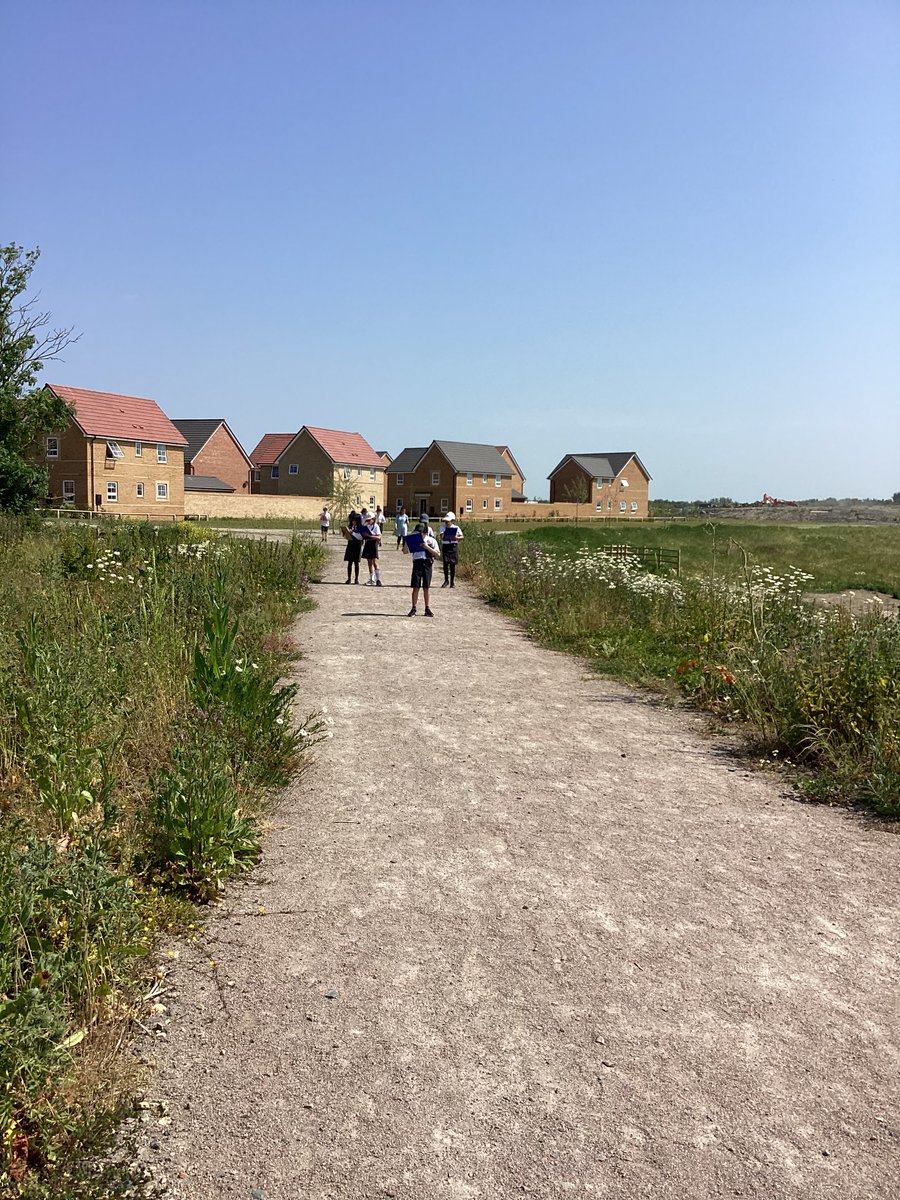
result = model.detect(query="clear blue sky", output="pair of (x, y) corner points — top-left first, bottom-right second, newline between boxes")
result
(3, 0), (898, 500)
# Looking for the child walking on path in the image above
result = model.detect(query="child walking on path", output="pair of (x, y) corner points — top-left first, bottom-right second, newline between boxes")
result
(361, 513), (383, 586)
(440, 511), (464, 588)
(406, 520), (441, 616)
(343, 512), (362, 583)
(319, 505), (331, 542)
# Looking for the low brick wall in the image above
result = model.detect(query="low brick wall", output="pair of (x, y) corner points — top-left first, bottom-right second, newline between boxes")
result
(184, 494), (329, 521)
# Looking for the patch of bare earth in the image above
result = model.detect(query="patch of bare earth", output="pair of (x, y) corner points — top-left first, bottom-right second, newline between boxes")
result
(135, 543), (899, 1199)
(804, 589), (899, 617)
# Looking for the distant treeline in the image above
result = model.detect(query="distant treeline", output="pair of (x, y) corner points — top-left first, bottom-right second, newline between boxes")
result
(650, 495), (900, 516)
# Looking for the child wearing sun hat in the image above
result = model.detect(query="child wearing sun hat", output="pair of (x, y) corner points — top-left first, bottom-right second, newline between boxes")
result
(440, 511), (464, 588)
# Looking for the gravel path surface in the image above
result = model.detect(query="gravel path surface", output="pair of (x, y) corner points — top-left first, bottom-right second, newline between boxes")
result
(138, 542), (899, 1200)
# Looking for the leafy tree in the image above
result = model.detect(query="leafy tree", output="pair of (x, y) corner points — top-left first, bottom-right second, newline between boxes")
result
(893, 492), (900, 505)
(318, 471), (362, 523)
(0, 244), (77, 512)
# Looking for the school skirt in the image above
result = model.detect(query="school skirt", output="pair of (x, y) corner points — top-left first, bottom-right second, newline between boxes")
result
(361, 540), (380, 560)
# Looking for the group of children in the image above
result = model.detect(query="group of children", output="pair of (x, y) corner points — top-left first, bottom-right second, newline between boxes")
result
(337, 506), (463, 616)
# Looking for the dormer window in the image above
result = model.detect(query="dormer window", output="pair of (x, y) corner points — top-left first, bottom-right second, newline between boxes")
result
(106, 441), (124, 459)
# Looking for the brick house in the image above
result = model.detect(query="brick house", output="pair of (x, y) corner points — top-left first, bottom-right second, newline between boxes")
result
(249, 426), (386, 511)
(41, 384), (187, 518)
(547, 452), (651, 518)
(497, 446), (526, 501)
(386, 441), (521, 519)
(172, 419), (254, 496)
(248, 434), (294, 493)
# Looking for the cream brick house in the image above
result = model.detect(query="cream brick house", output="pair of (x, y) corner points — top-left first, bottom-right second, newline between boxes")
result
(547, 452), (651, 518)
(250, 426), (386, 511)
(42, 384), (187, 518)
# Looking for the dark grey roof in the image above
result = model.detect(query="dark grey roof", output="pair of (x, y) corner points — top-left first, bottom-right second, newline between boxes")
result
(547, 451), (651, 481)
(184, 475), (235, 492)
(172, 420), (222, 462)
(432, 441), (512, 476)
(387, 447), (428, 474)
(512, 488), (526, 501)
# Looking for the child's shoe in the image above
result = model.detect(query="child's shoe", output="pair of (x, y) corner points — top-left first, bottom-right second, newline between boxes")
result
(407, 607), (417, 616)
(424, 608), (434, 617)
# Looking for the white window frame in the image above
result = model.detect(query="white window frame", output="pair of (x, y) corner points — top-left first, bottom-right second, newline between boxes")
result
(396, 498), (403, 511)
(482, 498), (488, 509)
(369, 495), (376, 508)
(106, 440), (124, 459)
(431, 471), (440, 486)
(62, 479), (75, 504)
(631, 500), (638, 512)
(46, 436), (60, 459)
(271, 465), (280, 479)
(288, 463), (299, 475)
(156, 444), (167, 464)
(466, 498), (473, 513)
(466, 473), (473, 486)
(357, 466), (362, 477)
(369, 467), (376, 482)
(106, 481), (118, 503)
(253, 469), (260, 482)
(495, 498), (502, 510)
(396, 473), (404, 486)
(482, 473), (488, 484)
(440, 498), (449, 512)
(135, 440), (142, 457)
(343, 466), (352, 480)
(136, 482), (145, 499)
(495, 474), (502, 487)
(620, 500), (627, 512)
(156, 482), (169, 501)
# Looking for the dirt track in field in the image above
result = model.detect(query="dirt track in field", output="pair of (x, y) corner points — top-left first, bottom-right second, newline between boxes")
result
(136, 540), (900, 1199)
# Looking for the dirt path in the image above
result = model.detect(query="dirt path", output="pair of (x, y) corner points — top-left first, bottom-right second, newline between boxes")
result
(137, 542), (899, 1199)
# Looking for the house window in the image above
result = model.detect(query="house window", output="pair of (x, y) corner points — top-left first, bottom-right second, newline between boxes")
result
(253, 469), (260, 482)
(495, 498), (502, 510)
(631, 500), (638, 512)
(495, 474), (501, 487)
(62, 480), (75, 504)
(289, 463), (299, 475)
(343, 466), (351, 480)
(156, 444), (167, 464)
(157, 482), (169, 500)
(466, 473), (472, 486)
(482, 499), (488, 509)
(46, 436), (60, 459)
(396, 473), (404, 486)
(135, 441), (142, 457)
(482, 473), (488, 484)
(431, 471), (440, 486)
(357, 466), (362, 477)
(271, 465), (280, 479)
(369, 468), (376, 482)
(106, 441), (124, 459)
(596, 499), (603, 511)
(136, 482), (145, 498)
(369, 495), (375, 508)
(620, 500), (627, 512)
(396, 498), (403, 511)
(466, 498), (473, 512)
(106, 481), (118, 503)
(440, 498), (449, 512)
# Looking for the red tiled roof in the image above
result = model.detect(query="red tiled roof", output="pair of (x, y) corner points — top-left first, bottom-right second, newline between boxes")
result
(249, 433), (294, 465)
(48, 384), (188, 446)
(303, 426), (382, 468)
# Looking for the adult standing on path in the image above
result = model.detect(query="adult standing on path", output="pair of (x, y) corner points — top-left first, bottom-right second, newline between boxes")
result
(440, 510), (463, 588)
(135, 562), (900, 1200)
(395, 507), (409, 549)
(319, 504), (331, 543)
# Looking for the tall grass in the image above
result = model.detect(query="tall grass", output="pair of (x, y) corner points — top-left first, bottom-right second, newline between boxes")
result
(0, 520), (326, 1196)
(462, 525), (900, 817)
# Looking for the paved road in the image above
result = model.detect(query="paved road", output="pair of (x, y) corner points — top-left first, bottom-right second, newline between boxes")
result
(141, 542), (900, 1199)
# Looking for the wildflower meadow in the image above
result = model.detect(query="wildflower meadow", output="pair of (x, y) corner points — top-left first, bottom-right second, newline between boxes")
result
(0, 517), (326, 1196)
(461, 523), (900, 818)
